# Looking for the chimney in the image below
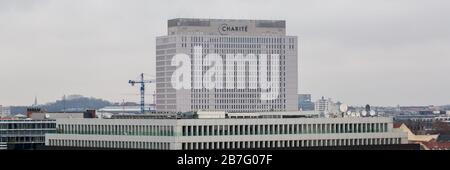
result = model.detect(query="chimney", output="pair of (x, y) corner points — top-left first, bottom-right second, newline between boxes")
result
(27, 107), (41, 118)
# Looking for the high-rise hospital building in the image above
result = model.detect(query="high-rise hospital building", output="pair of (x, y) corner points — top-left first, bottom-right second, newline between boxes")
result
(156, 18), (298, 113)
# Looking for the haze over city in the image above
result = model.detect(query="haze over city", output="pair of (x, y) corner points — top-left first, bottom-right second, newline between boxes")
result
(1, 0), (450, 106)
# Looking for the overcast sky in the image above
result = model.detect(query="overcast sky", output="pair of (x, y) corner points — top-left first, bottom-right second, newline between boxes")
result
(1, 0), (450, 106)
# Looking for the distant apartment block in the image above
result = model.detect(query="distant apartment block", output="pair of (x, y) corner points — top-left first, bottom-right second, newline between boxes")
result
(298, 94), (315, 111)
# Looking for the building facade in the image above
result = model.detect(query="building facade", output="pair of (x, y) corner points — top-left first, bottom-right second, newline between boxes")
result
(298, 94), (315, 111)
(45, 113), (407, 150)
(0, 105), (11, 118)
(315, 96), (339, 117)
(0, 119), (56, 150)
(155, 18), (298, 113)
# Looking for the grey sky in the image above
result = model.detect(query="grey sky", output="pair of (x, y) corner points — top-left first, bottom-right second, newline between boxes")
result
(1, 0), (449, 106)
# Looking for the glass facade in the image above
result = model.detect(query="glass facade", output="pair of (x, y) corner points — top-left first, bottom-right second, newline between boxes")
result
(48, 139), (170, 150)
(57, 124), (174, 136)
(181, 123), (389, 136)
(0, 120), (56, 149)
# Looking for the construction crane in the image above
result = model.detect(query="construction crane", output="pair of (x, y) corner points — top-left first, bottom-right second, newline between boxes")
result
(128, 73), (154, 114)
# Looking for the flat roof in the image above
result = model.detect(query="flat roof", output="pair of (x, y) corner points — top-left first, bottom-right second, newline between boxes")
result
(168, 18), (285, 28)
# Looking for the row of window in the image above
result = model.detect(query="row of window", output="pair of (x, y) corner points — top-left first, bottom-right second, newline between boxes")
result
(48, 137), (402, 150)
(156, 104), (284, 113)
(182, 123), (389, 136)
(208, 93), (287, 99)
(0, 123), (56, 129)
(169, 47), (289, 54)
(188, 49), (287, 56)
(181, 138), (402, 150)
(157, 50), (289, 63)
(194, 104), (287, 111)
(48, 139), (170, 150)
(0, 130), (55, 135)
(57, 122), (390, 137)
(191, 88), (282, 93)
(201, 44), (287, 49)
(183, 43), (290, 49)
(183, 36), (296, 45)
(156, 56), (288, 69)
(154, 81), (287, 90)
(0, 136), (45, 143)
(58, 124), (174, 136)
(210, 98), (287, 104)
(156, 49), (288, 61)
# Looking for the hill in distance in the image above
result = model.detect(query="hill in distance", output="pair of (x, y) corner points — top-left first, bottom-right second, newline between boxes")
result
(39, 94), (112, 112)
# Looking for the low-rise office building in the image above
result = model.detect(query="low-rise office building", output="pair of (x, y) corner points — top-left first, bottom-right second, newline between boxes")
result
(45, 111), (408, 150)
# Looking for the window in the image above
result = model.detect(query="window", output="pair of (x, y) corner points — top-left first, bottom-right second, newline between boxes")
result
(193, 126), (197, 136)
(187, 126), (191, 136)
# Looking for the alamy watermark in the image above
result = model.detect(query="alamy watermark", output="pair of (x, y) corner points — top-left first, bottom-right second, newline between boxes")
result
(170, 46), (280, 100)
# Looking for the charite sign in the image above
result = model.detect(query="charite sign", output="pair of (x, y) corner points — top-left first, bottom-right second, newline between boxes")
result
(218, 23), (248, 35)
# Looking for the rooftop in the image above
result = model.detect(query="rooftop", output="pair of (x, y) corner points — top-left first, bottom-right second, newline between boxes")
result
(167, 18), (287, 36)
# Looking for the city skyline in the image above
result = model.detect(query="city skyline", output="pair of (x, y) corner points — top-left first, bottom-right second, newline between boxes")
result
(1, 0), (450, 106)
